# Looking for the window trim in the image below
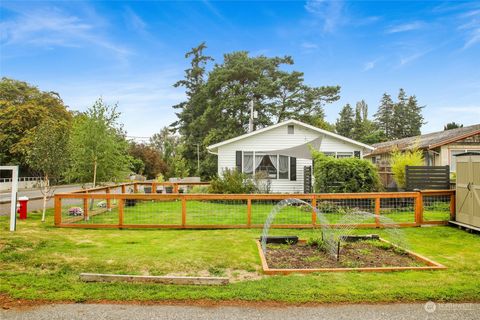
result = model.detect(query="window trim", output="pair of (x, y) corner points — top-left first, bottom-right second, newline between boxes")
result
(287, 125), (294, 134)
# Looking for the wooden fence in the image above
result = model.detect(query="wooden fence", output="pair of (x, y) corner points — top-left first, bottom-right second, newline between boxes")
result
(406, 166), (450, 191)
(54, 183), (455, 229)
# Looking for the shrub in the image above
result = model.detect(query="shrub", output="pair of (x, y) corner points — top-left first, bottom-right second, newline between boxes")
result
(209, 168), (256, 194)
(189, 185), (210, 194)
(312, 151), (381, 193)
(390, 147), (424, 189)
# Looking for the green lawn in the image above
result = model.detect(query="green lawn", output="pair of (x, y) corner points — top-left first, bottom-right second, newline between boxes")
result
(1, 210), (479, 304)
(60, 199), (450, 226)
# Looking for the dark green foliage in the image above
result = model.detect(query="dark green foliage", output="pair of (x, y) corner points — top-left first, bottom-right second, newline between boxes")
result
(444, 122), (463, 130)
(335, 104), (354, 138)
(209, 168), (256, 194)
(312, 151), (381, 193)
(374, 89), (424, 140)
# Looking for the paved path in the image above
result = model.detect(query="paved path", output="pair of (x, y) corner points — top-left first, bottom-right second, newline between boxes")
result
(1, 303), (479, 320)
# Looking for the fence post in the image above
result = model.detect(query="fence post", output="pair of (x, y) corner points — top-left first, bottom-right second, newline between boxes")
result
(450, 193), (456, 220)
(247, 198), (252, 228)
(174, 183), (179, 193)
(118, 197), (124, 228)
(106, 187), (111, 210)
(121, 184), (126, 194)
(151, 182), (156, 194)
(311, 196), (317, 227)
(181, 196), (187, 227)
(374, 197), (380, 227)
(54, 196), (62, 226)
(83, 196), (89, 221)
(133, 183), (138, 193)
(415, 191), (423, 225)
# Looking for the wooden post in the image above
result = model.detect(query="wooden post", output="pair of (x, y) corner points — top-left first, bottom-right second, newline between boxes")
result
(83, 197), (89, 221)
(181, 197), (187, 227)
(133, 183), (138, 193)
(118, 198), (124, 227)
(311, 196), (317, 226)
(415, 192), (423, 225)
(151, 182), (156, 194)
(121, 184), (126, 194)
(247, 198), (252, 227)
(450, 193), (456, 220)
(173, 183), (179, 193)
(106, 187), (111, 210)
(54, 196), (62, 226)
(374, 197), (380, 228)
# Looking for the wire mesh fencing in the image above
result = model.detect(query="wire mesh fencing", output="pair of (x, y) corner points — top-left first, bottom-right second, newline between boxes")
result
(54, 185), (455, 229)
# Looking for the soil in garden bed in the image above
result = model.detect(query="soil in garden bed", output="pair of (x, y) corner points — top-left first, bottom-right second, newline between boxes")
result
(265, 241), (426, 269)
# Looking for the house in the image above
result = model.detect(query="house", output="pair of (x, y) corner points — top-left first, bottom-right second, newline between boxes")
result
(364, 124), (480, 173)
(207, 119), (374, 193)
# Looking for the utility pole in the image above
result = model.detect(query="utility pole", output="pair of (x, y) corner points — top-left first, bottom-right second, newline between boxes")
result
(248, 100), (257, 133)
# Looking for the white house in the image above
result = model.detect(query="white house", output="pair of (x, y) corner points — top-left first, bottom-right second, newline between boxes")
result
(207, 119), (374, 193)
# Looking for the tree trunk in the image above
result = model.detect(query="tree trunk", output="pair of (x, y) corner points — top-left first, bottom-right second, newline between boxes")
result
(41, 175), (49, 222)
(89, 158), (97, 212)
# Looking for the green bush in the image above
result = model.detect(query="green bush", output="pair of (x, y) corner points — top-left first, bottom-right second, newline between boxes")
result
(189, 185), (210, 194)
(390, 147), (424, 189)
(209, 168), (256, 194)
(312, 151), (381, 193)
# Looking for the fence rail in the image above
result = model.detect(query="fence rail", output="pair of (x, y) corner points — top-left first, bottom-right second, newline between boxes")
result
(54, 182), (455, 229)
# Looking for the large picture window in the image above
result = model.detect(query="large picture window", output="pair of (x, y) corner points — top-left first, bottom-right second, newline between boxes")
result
(242, 152), (290, 179)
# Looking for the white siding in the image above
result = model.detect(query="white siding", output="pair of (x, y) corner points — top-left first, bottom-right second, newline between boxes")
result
(216, 124), (365, 193)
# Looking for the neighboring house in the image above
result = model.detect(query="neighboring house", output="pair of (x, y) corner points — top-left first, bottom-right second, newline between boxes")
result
(364, 124), (480, 173)
(207, 119), (374, 193)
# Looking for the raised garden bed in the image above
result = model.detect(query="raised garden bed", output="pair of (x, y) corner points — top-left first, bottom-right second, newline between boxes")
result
(257, 237), (446, 274)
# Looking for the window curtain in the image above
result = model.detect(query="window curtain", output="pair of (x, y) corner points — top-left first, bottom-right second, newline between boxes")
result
(243, 152), (253, 174)
(268, 155), (278, 170)
(255, 153), (264, 171)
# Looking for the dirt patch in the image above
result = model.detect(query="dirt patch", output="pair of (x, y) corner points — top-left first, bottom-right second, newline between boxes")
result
(265, 241), (425, 269)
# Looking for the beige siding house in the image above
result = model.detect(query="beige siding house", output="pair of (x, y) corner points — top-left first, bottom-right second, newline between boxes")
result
(207, 119), (374, 193)
(365, 124), (480, 173)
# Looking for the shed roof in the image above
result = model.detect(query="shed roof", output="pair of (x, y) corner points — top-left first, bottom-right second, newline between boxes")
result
(366, 124), (480, 156)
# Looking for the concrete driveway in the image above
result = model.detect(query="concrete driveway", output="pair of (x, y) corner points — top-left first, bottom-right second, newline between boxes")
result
(1, 303), (479, 320)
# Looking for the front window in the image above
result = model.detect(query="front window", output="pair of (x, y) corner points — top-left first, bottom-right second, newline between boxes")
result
(241, 152), (290, 179)
(336, 152), (354, 159)
(256, 153), (277, 179)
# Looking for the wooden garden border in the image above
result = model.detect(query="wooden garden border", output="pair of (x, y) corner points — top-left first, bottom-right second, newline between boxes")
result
(54, 183), (456, 229)
(256, 239), (447, 274)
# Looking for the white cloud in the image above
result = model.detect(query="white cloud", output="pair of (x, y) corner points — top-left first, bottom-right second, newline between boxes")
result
(458, 9), (480, 49)
(305, 0), (345, 33)
(301, 42), (318, 49)
(386, 21), (424, 34)
(0, 6), (130, 60)
(124, 7), (147, 33)
(363, 60), (376, 71)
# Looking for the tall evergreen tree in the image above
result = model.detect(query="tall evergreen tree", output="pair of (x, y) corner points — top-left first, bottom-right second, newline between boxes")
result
(335, 104), (354, 138)
(374, 93), (395, 139)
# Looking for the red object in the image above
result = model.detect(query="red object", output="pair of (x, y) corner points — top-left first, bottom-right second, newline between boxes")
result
(17, 197), (29, 219)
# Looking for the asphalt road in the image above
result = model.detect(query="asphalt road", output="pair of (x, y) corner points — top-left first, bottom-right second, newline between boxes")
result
(0, 184), (85, 216)
(1, 303), (479, 320)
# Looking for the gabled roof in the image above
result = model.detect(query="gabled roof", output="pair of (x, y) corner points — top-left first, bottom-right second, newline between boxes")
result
(207, 119), (374, 154)
(366, 123), (480, 156)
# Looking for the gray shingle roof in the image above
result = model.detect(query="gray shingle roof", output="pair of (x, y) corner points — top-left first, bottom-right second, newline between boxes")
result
(367, 124), (480, 156)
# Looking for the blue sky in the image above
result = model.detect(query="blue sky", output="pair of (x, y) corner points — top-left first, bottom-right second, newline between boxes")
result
(1, 1), (479, 138)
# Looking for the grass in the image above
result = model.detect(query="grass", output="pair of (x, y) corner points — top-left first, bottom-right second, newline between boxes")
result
(59, 199), (450, 226)
(1, 209), (479, 304)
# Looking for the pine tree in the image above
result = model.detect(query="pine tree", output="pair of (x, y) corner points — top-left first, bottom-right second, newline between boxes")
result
(374, 93), (395, 139)
(404, 95), (424, 137)
(335, 104), (354, 138)
(353, 100), (368, 141)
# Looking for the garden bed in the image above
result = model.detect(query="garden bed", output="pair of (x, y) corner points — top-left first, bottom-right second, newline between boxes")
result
(257, 238), (446, 274)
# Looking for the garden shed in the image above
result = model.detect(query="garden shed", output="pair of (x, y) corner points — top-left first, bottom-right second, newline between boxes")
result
(455, 152), (480, 229)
